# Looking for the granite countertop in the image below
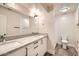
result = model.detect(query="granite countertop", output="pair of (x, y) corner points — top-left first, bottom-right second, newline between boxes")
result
(0, 34), (47, 55)
(5, 33), (41, 41)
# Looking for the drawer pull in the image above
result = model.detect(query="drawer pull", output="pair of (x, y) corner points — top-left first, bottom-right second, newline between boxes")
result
(34, 41), (38, 44)
(36, 53), (38, 56)
(26, 48), (27, 56)
(34, 45), (38, 49)
(41, 39), (43, 44)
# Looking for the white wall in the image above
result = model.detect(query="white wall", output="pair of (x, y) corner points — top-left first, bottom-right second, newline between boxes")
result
(36, 5), (56, 54)
(54, 13), (77, 48)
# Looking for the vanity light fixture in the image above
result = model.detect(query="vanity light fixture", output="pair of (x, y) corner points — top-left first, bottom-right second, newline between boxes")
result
(59, 7), (70, 13)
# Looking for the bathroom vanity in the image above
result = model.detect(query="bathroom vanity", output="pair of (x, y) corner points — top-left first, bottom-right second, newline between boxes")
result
(0, 34), (47, 56)
(0, 5), (48, 56)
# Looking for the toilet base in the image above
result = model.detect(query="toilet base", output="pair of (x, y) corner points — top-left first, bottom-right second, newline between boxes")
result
(62, 44), (67, 49)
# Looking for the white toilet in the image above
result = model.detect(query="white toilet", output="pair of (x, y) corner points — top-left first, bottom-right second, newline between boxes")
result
(60, 35), (69, 49)
(62, 39), (68, 49)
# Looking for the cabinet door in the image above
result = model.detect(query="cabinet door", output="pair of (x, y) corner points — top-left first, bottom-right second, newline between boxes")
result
(26, 43), (36, 56)
(39, 37), (47, 56)
(27, 40), (41, 56)
(34, 37), (47, 56)
(7, 47), (26, 56)
(33, 40), (41, 56)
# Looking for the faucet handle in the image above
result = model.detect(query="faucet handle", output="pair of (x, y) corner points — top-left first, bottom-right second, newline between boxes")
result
(3, 34), (7, 38)
(1, 34), (6, 42)
(3, 34), (6, 36)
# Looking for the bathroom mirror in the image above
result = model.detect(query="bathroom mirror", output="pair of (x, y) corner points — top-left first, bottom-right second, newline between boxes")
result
(0, 5), (31, 37)
(0, 15), (7, 35)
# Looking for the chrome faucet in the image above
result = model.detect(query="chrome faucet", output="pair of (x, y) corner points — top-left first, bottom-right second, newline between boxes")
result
(0, 34), (6, 42)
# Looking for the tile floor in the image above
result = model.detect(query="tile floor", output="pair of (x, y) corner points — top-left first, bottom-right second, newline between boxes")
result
(44, 43), (78, 56)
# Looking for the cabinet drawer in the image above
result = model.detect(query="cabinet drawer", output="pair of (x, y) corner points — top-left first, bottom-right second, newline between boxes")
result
(26, 43), (36, 56)
(34, 40), (42, 56)
(7, 47), (26, 56)
(27, 48), (36, 56)
(33, 40), (41, 48)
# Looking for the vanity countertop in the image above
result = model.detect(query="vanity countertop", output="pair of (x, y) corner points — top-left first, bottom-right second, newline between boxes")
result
(0, 34), (47, 55)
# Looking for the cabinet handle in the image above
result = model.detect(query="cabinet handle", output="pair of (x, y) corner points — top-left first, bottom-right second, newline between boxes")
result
(26, 48), (27, 56)
(41, 39), (43, 44)
(34, 41), (38, 44)
(34, 45), (38, 49)
(13, 27), (20, 29)
(36, 53), (38, 56)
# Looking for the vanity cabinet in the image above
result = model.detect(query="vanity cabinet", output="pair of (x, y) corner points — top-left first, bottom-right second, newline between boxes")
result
(26, 43), (36, 56)
(39, 37), (47, 56)
(6, 47), (26, 56)
(4, 36), (47, 56)
(26, 37), (47, 56)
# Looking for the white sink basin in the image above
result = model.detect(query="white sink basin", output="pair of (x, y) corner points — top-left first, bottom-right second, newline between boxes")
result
(0, 41), (18, 45)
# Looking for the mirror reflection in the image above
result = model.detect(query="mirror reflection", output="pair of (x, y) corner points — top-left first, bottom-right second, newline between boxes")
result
(0, 5), (31, 37)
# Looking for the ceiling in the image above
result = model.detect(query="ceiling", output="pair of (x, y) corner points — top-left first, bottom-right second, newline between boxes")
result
(40, 3), (54, 12)
(19, 3), (78, 15)
(19, 3), (54, 12)
(54, 3), (78, 16)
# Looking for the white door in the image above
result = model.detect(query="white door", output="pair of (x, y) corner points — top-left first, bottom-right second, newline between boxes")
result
(0, 15), (7, 35)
